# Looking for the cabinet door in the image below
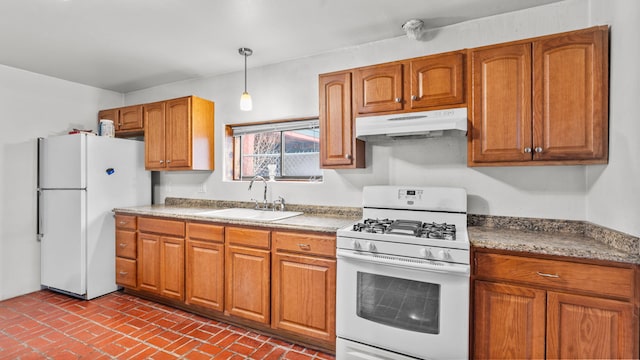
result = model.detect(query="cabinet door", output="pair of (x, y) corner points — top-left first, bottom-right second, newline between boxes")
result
(547, 291), (636, 359)
(98, 108), (118, 130)
(186, 239), (224, 311)
(137, 232), (161, 293)
(354, 63), (403, 114)
(144, 101), (166, 170)
(474, 280), (546, 359)
(409, 53), (464, 109)
(533, 28), (608, 161)
(469, 43), (532, 164)
(165, 97), (192, 169)
(118, 105), (144, 131)
(319, 71), (357, 168)
(225, 244), (270, 324)
(272, 252), (335, 342)
(159, 236), (184, 301)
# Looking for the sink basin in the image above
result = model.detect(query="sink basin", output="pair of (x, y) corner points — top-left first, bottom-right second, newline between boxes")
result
(196, 208), (303, 222)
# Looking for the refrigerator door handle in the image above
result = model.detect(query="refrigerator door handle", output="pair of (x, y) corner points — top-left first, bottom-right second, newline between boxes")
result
(37, 137), (44, 241)
(37, 189), (43, 241)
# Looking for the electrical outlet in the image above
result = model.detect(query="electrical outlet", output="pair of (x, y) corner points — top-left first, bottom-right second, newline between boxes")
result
(198, 183), (207, 193)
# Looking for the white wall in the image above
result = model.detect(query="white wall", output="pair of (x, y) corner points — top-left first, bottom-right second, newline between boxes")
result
(0, 64), (123, 300)
(127, 0), (640, 237)
(585, 0), (640, 237)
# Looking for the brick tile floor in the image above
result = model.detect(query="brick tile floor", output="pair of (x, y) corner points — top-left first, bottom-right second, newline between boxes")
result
(0, 290), (335, 359)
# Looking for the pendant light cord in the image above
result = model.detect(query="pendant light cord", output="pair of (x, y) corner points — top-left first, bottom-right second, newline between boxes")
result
(244, 52), (248, 93)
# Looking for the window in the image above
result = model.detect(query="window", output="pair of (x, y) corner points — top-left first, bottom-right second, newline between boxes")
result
(229, 118), (322, 181)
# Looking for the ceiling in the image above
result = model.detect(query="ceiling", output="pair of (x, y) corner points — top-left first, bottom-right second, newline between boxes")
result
(0, 0), (564, 93)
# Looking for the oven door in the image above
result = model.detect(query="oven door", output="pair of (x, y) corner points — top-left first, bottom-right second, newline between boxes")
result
(336, 249), (469, 360)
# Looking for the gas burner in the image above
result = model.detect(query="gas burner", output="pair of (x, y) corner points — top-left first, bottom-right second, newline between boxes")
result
(420, 222), (456, 240)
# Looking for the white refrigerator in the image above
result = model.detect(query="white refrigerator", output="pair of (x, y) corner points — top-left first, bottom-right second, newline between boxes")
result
(37, 133), (150, 299)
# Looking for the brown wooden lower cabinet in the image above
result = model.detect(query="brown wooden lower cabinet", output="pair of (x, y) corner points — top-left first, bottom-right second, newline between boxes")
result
(115, 214), (338, 352)
(474, 280), (546, 359)
(271, 231), (336, 344)
(271, 252), (336, 342)
(546, 291), (635, 359)
(472, 248), (639, 359)
(185, 222), (225, 312)
(225, 244), (271, 323)
(136, 217), (186, 301)
(224, 227), (271, 324)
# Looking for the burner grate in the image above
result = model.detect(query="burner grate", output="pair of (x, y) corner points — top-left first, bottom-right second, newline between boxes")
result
(353, 218), (457, 240)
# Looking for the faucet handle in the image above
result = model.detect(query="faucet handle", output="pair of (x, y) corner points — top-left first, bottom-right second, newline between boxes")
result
(273, 196), (286, 211)
(250, 198), (259, 210)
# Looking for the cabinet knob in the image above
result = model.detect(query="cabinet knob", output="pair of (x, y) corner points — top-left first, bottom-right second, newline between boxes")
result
(159, 160), (164, 164)
(524, 147), (532, 153)
(118, 243), (127, 248)
(535, 147), (543, 153)
(166, 160), (171, 163)
(345, 154), (352, 160)
(394, 97), (402, 103)
(411, 95), (419, 101)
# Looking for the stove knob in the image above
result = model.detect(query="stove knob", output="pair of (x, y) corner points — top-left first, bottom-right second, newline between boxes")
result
(420, 248), (432, 258)
(351, 240), (361, 250)
(437, 249), (451, 260)
(365, 241), (377, 252)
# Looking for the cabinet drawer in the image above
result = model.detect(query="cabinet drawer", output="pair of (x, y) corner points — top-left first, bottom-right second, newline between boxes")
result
(475, 252), (634, 299)
(138, 217), (185, 237)
(116, 257), (137, 288)
(273, 231), (336, 257)
(115, 214), (136, 230)
(226, 227), (270, 249)
(116, 230), (136, 259)
(187, 222), (224, 243)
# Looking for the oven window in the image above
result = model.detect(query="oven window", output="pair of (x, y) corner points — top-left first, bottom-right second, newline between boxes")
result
(356, 272), (440, 334)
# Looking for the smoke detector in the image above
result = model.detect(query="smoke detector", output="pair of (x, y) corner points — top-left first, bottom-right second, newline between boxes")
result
(402, 19), (424, 40)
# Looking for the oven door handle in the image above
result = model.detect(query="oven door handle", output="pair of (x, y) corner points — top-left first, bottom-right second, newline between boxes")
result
(337, 249), (470, 276)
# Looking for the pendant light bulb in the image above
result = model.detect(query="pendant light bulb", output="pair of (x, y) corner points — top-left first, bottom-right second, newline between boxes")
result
(239, 47), (253, 111)
(240, 91), (252, 111)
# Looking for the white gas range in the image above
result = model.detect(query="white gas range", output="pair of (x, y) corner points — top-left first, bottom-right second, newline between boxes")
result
(336, 186), (470, 360)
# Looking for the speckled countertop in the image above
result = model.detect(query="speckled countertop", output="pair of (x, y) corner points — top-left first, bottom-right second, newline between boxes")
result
(469, 215), (640, 264)
(114, 198), (640, 264)
(113, 197), (361, 234)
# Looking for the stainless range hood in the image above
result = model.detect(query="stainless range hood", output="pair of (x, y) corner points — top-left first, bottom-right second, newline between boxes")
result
(355, 108), (467, 140)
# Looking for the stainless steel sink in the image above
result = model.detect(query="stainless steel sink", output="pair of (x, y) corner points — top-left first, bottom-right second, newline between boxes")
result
(195, 208), (303, 222)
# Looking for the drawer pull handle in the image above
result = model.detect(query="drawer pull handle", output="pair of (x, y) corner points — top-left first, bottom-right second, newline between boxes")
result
(118, 243), (127, 248)
(119, 221), (128, 225)
(536, 271), (559, 278)
(298, 243), (311, 251)
(119, 271), (129, 276)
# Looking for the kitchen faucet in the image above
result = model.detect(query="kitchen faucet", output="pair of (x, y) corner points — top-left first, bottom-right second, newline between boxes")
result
(248, 175), (268, 210)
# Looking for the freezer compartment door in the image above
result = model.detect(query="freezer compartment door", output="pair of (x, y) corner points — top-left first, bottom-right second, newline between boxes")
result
(39, 134), (86, 189)
(40, 189), (86, 296)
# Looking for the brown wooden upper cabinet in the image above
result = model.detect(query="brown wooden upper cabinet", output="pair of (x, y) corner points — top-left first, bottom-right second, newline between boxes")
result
(319, 71), (365, 169)
(468, 26), (609, 166)
(98, 104), (144, 137)
(354, 51), (465, 116)
(144, 95), (214, 171)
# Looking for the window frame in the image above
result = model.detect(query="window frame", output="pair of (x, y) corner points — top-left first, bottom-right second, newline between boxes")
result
(226, 117), (323, 181)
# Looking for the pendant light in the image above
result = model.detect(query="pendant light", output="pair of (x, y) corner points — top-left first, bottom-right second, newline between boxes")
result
(239, 47), (253, 111)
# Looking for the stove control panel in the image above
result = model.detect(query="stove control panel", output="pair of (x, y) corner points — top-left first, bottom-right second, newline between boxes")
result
(398, 189), (423, 204)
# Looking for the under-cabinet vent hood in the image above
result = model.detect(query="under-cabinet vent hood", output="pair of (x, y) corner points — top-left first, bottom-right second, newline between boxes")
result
(355, 108), (467, 140)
